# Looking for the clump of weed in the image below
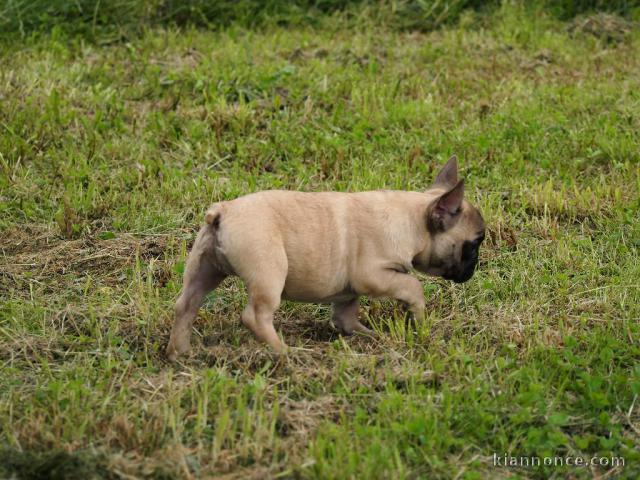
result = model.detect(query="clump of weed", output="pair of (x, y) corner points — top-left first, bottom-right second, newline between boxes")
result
(54, 197), (84, 239)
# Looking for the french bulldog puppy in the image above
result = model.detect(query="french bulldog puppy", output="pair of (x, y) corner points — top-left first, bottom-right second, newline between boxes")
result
(166, 156), (485, 361)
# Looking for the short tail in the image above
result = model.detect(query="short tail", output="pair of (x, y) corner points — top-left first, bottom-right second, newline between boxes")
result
(204, 204), (222, 229)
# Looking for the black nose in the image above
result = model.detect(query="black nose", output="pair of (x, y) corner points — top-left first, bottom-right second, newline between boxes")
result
(452, 267), (475, 283)
(455, 238), (482, 283)
(449, 257), (479, 283)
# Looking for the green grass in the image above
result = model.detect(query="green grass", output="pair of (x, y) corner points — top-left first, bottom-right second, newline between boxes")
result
(2, 0), (638, 38)
(1, 3), (640, 479)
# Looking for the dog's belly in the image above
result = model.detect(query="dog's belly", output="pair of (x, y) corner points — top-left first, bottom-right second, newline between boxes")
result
(282, 290), (357, 304)
(281, 280), (355, 304)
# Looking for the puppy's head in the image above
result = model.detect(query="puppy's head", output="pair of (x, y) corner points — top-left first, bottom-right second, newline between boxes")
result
(413, 156), (485, 283)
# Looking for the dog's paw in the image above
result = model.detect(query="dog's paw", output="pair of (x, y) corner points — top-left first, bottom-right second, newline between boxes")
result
(165, 341), (188, 362)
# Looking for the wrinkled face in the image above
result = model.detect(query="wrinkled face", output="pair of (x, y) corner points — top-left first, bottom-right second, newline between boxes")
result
(420, 200), (485, 283)
(413, 154), (486, 283)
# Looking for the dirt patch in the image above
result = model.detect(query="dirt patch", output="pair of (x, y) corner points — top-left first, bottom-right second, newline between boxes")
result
(278, 396), (340, 439)
(0, 224), (170, 296)
(567, 13), (636, 43)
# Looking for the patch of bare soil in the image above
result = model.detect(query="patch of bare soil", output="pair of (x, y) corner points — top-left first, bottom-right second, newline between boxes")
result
(0, 224), (169, 296)
(278, 396), (340, 438)
(567, 13), (636, 43)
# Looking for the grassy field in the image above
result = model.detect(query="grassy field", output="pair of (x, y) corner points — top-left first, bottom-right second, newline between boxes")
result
(1, 3), (640, 479)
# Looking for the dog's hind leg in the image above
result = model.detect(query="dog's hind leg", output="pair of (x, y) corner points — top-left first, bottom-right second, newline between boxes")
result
(238, 249), (288, 354)
(166, 227), (226, 361)
(241, 285), (286, 354)
(332, 298), (375, 337)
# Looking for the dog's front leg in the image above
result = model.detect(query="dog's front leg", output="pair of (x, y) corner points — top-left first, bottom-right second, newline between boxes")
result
(359, 270), (426, 323)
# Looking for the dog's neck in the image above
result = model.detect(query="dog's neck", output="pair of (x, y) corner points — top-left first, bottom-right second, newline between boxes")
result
(381, 190), (440, 269)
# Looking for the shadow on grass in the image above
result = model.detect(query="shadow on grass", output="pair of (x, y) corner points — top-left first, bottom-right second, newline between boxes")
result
(0, 449), (114, 480)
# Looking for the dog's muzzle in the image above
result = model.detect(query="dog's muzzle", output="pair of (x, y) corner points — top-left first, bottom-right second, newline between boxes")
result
(445, 239), (481, 283)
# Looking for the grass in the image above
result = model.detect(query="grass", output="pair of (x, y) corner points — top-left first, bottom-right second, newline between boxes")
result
(3, 0), (637, 38)
(1, 3), (640, 478)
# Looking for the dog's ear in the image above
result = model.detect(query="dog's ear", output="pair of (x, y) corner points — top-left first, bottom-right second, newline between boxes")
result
(432, 155), (458, 189)
(428, 180), (464, 231)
